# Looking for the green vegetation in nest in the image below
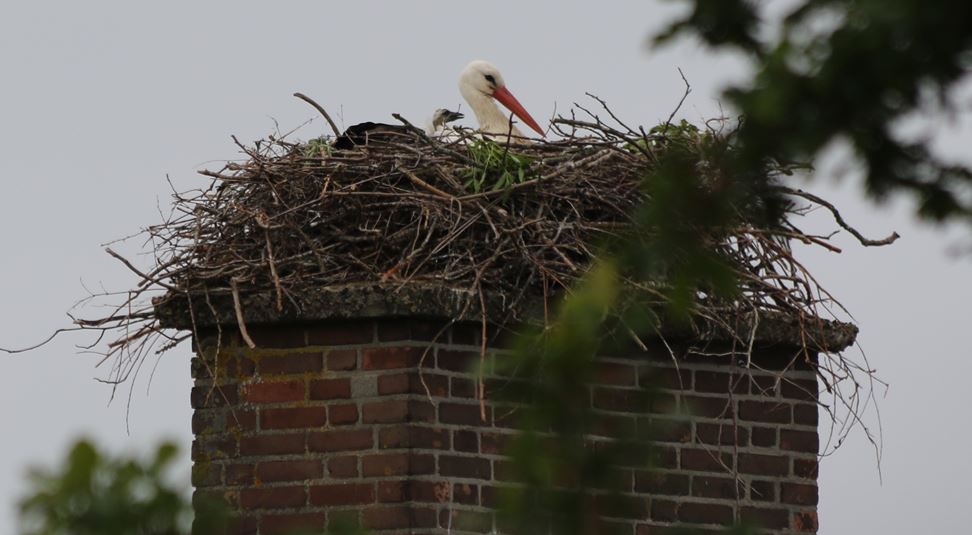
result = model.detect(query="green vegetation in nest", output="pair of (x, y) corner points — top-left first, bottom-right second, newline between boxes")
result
(460, 138), (537, 193)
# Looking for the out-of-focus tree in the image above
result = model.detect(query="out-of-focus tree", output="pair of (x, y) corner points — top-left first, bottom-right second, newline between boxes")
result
(18, 440), (224, 535)
(657, 0), (972, 223)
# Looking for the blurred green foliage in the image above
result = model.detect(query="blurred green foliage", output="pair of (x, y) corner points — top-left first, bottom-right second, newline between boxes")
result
(18, 440), (224, 535)
(657, 0), (972, 222)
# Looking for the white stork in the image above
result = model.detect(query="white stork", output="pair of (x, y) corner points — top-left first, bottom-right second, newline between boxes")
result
(332, 60), (544, 150)
(458, 60), (545, 140)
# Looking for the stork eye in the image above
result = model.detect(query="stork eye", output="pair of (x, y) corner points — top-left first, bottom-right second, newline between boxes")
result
(484, 74), (496, 85)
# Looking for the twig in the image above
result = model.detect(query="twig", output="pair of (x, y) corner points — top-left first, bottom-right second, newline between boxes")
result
(230, 279), (257, 349)
(777, 186), (900, 246)
(293, 92), (341, 138)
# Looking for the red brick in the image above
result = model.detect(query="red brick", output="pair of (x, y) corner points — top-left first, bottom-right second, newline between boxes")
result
(192, 462), (221, 487)
(362, 399), (434, 424)
(409, 480), (451, 502)
(258, 352), (322, 375)
(683, 395), (734, 419)
(225, 463), (254, 486)
(378, 480), (406, 502)
(309, 377), (351, 400)
(793, 403), (819, 426)
(680, 448), (733, 472)
(308, 429), (373, 452)
(740, 506), (790, 529)
(256, 460), (322, 482)
(593, 387), (647, 412)
(376, 373), (409, 395)
(649, 499), (678, 523)
(451, 324), (480, 345)
(417, 373), (450, 396)
(239, 487), (305, 509)
(651, 446), (679, 470)
(793, 458), (819, 479)
(782, 483), (818, 505)
(259, 513), (326, 535)
(595, 494), (649, 519)
(751, 426), (777, 447)
(594, 362), (637, 386)
(454, 483), (479, 505)
(244, 380), (305, 403)
(226, 409), (257, 432)
(691, 476), (743, 499)
(480, 432), (512, 455)
(436, 349), (478, 372)
(362, 453), (435, 477)
(326, 349), (357, 370)
(493, 459), (517, 482)
(750, 479), (776, 501)
(445, 509), (493, 532)
(239, 433), (304, 455)
(307, 321), (374, 345)
(226, 514), (258, 535)
(362, 506), (411, 530)
(739, 453), (789, 476)
(363, 399), (408, 423)
(634, 470), (689, 496)
(192, 410), (223, 435)
(695, 371), (746, 394)
(739, 400), (791, 424)
(260, 407), (326, 429)
(794, 510), (819, 532)
(378, 426), (449, 450)
(641, 365), (691, 390)
(750, 374), (780, 395)
(440, 402), (485, 425)
(650, 417), (692, 443)
(248, 326), (307, 348)
(451, 377), (477, 398)
(378, 372), (448, 396)
(376, 319), (442, 342)
(696, 422), (748, 446)
(191, 436), (237, 460)
(328, 403), (359, 425)
(481, 485), (500, 508)
(780, 429), (819, 453)
(678, 502), (733, 524)
(190, 384), (238, 408)
(310, 483), (375, 506)
(439, 455), (491, 479)
(780, 378), (818, 402)
(454, 430), (478, 452)
(362, 346), (424, 369)
(327, 456), (358, 478)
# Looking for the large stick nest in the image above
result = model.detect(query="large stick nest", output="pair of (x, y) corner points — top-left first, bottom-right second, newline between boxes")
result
(70, 98), (896, 406)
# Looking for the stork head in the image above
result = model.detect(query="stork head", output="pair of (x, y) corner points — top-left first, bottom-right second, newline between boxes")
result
(459, 60), (545, 137)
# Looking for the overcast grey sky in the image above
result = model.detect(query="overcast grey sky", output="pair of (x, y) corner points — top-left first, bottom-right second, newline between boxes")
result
(1, 1), (969, 533)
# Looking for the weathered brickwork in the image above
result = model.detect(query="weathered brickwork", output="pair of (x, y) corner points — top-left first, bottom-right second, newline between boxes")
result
(190, 319), (820, 535)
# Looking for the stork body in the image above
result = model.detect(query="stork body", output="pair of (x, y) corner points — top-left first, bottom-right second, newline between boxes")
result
(459, 60), (545, 141)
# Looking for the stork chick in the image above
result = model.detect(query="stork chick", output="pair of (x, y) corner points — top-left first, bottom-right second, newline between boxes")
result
(425, 108), (465, 137)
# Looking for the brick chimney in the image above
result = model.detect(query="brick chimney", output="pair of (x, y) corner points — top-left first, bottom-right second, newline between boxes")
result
(160, 283), (854, 534)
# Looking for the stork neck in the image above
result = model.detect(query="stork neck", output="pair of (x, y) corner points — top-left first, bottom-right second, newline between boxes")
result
(464, 90), (524, 138)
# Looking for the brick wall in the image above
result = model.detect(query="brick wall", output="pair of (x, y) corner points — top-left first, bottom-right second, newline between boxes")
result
(190, 318), (820, 535)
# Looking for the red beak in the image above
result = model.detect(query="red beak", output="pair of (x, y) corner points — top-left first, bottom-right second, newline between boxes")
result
(492, 85), (545, 137)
